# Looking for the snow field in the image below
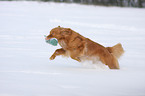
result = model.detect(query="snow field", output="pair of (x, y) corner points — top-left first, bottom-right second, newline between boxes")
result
(0, 1), (145, 96)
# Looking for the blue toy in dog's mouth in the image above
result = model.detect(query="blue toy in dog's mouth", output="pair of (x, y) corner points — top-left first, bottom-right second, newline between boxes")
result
(44, 35), (58, 46)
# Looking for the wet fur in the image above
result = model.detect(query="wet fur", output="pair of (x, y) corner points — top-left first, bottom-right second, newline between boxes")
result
(46, 26), (124, 69)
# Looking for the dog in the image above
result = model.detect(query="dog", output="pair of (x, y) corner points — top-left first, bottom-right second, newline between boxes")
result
(45, 26), (124, 69)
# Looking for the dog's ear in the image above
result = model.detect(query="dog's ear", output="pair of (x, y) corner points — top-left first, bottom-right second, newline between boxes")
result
(61, 28), (72, 36)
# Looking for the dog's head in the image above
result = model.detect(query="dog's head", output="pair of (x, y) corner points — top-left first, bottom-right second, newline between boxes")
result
(45, 26), (72, 40)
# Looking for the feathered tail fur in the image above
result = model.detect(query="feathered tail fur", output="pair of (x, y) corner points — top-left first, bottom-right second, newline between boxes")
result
(106, 43), (124, 59)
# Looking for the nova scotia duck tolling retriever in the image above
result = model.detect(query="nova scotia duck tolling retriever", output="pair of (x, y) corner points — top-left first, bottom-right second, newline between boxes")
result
(45, 26), (124, 69)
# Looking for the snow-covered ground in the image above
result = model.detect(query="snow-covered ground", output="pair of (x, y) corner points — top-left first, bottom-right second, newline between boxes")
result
(0, 1), (145, 96)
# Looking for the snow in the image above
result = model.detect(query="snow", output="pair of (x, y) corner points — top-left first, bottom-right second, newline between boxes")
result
(0, 1), (145, 96)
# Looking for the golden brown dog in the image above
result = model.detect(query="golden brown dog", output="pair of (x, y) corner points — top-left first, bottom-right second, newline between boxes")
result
(45, 26), (124, 69)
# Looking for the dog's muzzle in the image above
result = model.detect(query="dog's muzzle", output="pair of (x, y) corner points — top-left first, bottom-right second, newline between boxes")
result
(45, 34), (53, 40)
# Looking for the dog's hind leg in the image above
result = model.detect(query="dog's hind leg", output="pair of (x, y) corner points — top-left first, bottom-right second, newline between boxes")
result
(108, 55), (120, 69)
(50, 48), (66, 60)
(100, 53), (120, 69)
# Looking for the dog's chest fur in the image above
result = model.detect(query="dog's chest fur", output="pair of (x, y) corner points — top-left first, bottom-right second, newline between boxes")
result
(59, 40), (67, 49)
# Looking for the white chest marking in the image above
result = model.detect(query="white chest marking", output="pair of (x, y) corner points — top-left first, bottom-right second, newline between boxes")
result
(59, 40), (67, 49)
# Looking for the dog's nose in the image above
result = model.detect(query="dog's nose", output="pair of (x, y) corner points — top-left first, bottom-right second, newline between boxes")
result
(45, 37), (49, 40)
(44, 35), (49, 40)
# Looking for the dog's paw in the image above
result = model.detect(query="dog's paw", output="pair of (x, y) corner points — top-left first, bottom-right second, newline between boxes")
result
(50, 55), (56, 60)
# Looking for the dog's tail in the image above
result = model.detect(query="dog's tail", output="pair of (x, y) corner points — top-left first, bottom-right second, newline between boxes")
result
(106, 43), (124, 59)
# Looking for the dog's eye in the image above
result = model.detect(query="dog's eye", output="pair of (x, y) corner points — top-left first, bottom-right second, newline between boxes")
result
(52, 33), (54, 35)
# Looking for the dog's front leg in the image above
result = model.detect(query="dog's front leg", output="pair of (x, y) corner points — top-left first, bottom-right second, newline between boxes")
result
(71, 56), (81, 62)
(70, 52), (81, 62)
(50, 48), (66, 60)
